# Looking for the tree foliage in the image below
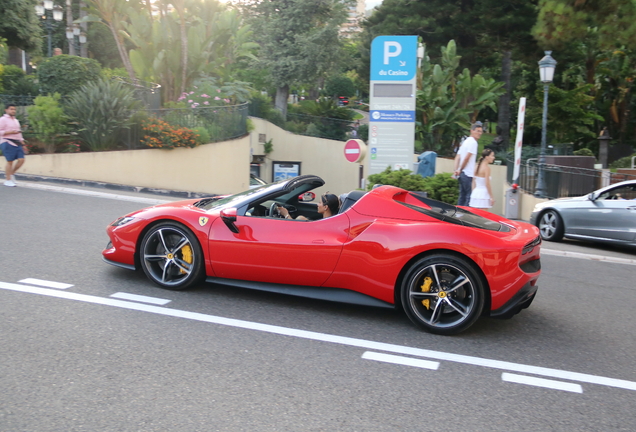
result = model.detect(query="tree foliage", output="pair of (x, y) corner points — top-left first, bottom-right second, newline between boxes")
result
(360, 0), (538, 77)
(416, 41), (505, 153)
(245, 0), (350, 116)
(527, 84), (603, 144)
(533, 0), (636, 50)
(0, 0), (43, 52)
(124, 2), (257, 102)
(325, 75), (356, 99)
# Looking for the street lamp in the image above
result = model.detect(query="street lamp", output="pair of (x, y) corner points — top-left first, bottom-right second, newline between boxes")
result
(534, 51), (557, 198)
(35, 1), (64, 57)
(66, 23), (86, 56)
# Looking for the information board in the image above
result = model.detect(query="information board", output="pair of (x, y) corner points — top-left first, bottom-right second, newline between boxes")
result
(368, 35), (418, 175)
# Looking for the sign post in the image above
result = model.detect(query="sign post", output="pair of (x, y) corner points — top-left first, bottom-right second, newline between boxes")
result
(512, 97), (526, 183)
(368, 35), (418, 175)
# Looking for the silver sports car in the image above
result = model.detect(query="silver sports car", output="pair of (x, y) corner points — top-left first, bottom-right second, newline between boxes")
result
(530, 180), (636, 246)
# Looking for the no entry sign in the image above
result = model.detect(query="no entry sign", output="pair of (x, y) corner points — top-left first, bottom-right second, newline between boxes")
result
(344, 139), (367, 163)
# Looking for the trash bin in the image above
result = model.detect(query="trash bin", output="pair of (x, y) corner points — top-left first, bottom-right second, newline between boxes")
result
(416, 151), (436, 178)
(504, 184), (520, 219)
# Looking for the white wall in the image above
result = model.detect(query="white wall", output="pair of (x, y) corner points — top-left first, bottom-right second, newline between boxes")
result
(249, 117), (362, 196)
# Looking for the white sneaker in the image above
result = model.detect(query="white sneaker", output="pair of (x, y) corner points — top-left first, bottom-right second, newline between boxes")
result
(4, 180), (16, 187)
(10, 175), (16, 184)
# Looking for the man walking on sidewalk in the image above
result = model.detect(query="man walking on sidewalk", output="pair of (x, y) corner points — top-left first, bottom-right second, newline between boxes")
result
(454, 121), (483, 206)
(0, 104), (26, 187)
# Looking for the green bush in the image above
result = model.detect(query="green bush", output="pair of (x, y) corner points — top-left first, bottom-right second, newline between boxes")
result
(249, 91), (285, 127)
(367, 167), (428, 191)
(609, 154), (636, 169)
(65, 78), (141, 151)
(421, 173), (460, 204)
(37, 55), (102, 96)
(101, 67), (128, 80)
(367, 168), (459, 205)
(0, 64), (39, 96)
(26, 93), (67, 153)
(573, 148), (596, 158)
(192, 126), (210, 144)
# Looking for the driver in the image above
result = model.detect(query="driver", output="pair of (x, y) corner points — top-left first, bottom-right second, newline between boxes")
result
(278, 193), (340, 220)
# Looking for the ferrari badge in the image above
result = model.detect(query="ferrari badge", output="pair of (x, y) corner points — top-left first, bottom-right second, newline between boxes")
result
(199, 217), (209, 226)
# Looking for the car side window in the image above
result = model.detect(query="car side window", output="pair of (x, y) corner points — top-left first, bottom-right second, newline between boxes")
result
(600, 186), (636, 200)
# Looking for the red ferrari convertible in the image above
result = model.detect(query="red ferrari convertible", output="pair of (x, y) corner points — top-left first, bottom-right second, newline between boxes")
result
(103, 175), (541, 335)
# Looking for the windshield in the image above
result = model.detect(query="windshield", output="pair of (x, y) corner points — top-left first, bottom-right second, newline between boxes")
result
(195, 182), (279, 210)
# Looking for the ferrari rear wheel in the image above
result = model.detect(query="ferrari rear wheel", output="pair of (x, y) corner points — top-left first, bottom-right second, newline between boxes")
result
(401, 254), (484, 335)
(538, 210), (564, 242)
(140, 222), (204, 290)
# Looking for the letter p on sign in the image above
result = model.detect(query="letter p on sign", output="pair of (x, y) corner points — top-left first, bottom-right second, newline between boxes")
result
(384, 41), (402, 64)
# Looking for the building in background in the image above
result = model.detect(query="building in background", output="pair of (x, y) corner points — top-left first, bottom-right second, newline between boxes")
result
(341, 0), (365, 37)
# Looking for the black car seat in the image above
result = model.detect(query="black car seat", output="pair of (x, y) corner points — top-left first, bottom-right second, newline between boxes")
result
(338, 190), (366, 214)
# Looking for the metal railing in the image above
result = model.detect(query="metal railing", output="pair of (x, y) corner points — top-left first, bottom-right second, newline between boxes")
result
(286, 112), (356, 141)
(112, 76), (161, 110)
(0, 94), (37, 119)
(123, 103), (249, 149)
(508, 158), (636, 199)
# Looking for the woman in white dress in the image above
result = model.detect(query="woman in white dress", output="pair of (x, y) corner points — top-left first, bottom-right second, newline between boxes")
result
(469, 149), (496, 209)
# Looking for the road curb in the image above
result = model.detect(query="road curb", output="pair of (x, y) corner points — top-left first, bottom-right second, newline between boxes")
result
(2, 172), (216, 199)
(541, 248), (636, 266)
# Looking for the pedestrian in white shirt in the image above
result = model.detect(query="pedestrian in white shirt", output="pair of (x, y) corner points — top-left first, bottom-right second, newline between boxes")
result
(454, 121), (483, 206)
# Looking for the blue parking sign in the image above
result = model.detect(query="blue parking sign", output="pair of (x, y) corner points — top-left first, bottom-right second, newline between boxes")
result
(371, 36), (417, 81)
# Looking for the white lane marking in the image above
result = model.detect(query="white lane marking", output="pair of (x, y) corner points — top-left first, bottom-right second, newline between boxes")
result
(502, 373), (583, 394)
(110, 292), (171, 305)
(541, 248), (636, 266)
(16, 182), (172, 205)
(1, 280), (636, 392)
(362, 351), (439, 370)
(18, 278), (73, 289)
(110, 292), (172, 306)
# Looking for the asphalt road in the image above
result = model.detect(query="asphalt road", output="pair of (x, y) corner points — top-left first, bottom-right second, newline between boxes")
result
(1, 182), (635, 431)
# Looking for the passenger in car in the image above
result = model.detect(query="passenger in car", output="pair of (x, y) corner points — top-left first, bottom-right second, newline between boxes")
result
(279, 193), (340, 220)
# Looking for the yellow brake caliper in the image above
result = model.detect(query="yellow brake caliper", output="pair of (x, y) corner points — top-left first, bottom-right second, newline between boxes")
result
(420, 276), (432, 310)
(179, 245), (193, 274)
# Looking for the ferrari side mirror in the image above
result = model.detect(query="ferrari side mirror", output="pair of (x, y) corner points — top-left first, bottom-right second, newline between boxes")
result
(298, 192), (316, 202)
(220, 208), (239, 233)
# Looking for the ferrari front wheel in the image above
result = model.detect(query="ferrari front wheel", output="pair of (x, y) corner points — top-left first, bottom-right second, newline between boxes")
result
(140, 222), (204, 290)
(401, 254), (485, 335)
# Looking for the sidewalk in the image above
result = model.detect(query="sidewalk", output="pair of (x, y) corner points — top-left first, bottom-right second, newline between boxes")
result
(1, 171), (212, 200)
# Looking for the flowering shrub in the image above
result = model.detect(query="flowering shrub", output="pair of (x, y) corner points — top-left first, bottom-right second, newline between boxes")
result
(23, 142), (45, 154)
(177, 79), (251, 108)
(178, 87), (231, 108)
(139, 118), (200, 149)
(58, 139), (82, 153)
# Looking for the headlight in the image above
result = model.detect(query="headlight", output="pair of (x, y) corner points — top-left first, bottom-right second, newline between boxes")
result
(111, 216), (136, 227)
(532, 202), (549, 212)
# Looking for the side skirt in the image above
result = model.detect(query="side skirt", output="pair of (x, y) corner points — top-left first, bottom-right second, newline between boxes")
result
(205, 277), (395, 309)
(102, 256), (136, 271)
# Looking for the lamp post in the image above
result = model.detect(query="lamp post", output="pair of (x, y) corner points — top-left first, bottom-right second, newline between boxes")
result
(35, 1), (64, 57)
(534, 51), (557, 198)
(66, 23), (87, 56)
